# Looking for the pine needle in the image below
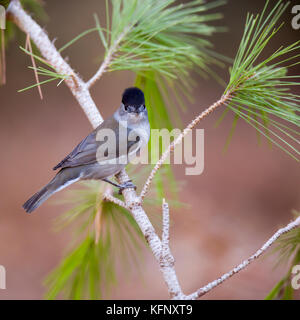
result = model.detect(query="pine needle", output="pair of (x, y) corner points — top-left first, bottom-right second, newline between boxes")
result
(25, 34), (43, 99)
(219, 0), (300, 161)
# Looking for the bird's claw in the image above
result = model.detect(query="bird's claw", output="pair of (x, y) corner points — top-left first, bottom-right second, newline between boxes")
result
(118, 180), (137, 194)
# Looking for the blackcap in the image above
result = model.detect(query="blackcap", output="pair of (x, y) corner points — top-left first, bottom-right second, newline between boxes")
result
(23, 87), (150, 213)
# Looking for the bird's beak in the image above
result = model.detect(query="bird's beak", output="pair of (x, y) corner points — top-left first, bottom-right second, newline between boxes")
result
(127, 105), (136, 113)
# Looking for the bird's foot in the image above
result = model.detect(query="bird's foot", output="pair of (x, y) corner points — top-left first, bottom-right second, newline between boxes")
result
(102, 178), (137, 195)
(118, 180), (137, 195)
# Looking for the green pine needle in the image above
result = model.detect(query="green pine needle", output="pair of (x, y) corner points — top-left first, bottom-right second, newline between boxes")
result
(106, 0), (226, 78)
(44, 163), (185, 300)
(272, 211), (300, 267)
(18, 46), (69, 92)
(45, 181), (146, 300)
(220, 0), (300, 161)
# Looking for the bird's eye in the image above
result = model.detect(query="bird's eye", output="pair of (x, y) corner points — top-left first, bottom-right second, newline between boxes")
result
(124, 105), (128, 111)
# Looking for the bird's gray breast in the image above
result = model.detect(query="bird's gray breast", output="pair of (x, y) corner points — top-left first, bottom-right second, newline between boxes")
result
(128, 119), (150, 149)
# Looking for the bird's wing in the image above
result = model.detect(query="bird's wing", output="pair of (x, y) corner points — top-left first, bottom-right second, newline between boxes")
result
(53, 129), (98, 170)
(53, 119), (141, 170)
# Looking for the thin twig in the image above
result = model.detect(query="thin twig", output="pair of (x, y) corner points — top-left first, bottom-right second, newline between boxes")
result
(160, 199), (185, 299)
(86, 27), (130, 89)
(115, 170), (184, 300)
(162, 198), (170, 257)
(94, 205), (102, 244)
(186, 215), (300, 299)
(140, 92), (232, 200)
(103, 187), (128, 210)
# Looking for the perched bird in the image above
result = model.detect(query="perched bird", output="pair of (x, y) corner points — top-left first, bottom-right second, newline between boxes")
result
(23, 87), (150, 213)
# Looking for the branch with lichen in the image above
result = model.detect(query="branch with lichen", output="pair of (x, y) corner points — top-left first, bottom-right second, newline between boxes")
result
(186, 215), (300, 299)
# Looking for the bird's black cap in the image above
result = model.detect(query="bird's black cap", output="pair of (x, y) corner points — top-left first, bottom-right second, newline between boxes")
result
(122, 87), (145, 106)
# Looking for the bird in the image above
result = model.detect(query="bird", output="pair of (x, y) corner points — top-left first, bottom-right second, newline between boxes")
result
(23, 87), (150, 213)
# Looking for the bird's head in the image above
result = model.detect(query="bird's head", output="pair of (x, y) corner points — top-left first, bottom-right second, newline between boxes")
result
(116, 87), (148, 124)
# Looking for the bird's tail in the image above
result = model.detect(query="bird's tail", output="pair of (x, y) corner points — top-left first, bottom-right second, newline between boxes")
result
(23, 168), (80, 213)
(23, 184), (55, 213)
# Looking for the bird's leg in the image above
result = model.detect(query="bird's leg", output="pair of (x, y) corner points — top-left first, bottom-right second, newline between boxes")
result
(102, 178), (121, 188)
(118, 179), (137, 195)
(102, 178), (137, 195)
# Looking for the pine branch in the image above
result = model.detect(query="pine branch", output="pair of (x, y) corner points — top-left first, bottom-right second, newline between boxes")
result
(141, 0), (300, 198)
(103, 186), (128, 210)
(221, 0), (300, 160)
(186, 215), (300, 299)
(86, 26), (130, 88)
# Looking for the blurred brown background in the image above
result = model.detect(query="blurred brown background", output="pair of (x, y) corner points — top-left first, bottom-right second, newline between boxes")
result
(0, 0), (299, 300)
